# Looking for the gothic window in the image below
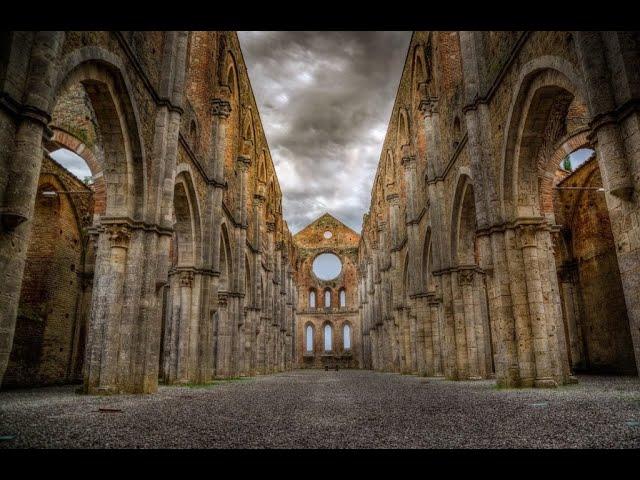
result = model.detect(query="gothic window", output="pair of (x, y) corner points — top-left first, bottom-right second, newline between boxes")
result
(324, 289), (331, 308)
(306, 325), (313, 353)
(324, 324), (333, 352)
(339, 288), (346, 308)
(343, 324), (351, 350)
(309, 289), (316, 309)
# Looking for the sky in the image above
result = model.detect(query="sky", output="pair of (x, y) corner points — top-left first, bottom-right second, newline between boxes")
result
(50, 148), (92, 181)
(238, 31), (412, 234)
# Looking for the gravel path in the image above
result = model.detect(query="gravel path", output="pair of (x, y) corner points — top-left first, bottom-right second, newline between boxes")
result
(1, 370), (639, 448)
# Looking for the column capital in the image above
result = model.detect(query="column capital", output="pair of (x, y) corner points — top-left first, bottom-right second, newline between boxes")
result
(457, 269), (475, 286)
(401, 155), (416, 168)
(211, 98), (232, 118)
(516, 224), (540, 249)
(236, 154), (252, 169)
(180, 270), (194, 287)
(386, 192), (400, 204)
(218, 291), (228, 307)
(419, 96), (439, 118)
(106, 223), (131, 249)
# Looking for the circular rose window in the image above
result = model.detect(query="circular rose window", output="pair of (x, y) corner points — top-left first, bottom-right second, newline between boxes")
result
(323, 230), (333, 239)
(312, 253), (342, 280)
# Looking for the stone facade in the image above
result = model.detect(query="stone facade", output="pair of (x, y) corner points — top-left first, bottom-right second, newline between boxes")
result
(1, 31), (638, 395)
(0, 31), (297, 393)
(357, 31), (640, 387)
(294, 213), (361, 369)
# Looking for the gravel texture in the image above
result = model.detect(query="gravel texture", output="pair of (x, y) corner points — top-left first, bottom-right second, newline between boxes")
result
(0, 370), (639, 448)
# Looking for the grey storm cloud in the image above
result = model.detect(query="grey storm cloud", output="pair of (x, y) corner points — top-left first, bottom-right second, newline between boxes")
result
(238, 31), (411, 234)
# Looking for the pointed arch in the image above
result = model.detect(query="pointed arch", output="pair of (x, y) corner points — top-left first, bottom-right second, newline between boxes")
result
(53, 47), (147, 220)
(173, 168), (202, 268)
(397, 108), (410, 150)
(339, 288), (347, 308)
(499, 57), (589, 221)
(323, 321), (334, 352)
(422, 227), (435, 292)
(305, 322), (315, 353)
(451, 171), (477, 266)
(219, 222), (233, 292)
(384, 150), (395, 187)
(342, 321), (352, 351)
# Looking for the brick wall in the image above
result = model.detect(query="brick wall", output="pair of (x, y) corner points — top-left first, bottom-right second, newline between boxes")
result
(2, 156), (93, 387)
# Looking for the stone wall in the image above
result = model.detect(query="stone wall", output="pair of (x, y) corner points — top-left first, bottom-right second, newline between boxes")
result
(294, 213), (361, 368)
(554, 157), (636, 374)
(357, 31), (640, 387)
(2, 156), (92, 387)
(0, 31), (299, 394)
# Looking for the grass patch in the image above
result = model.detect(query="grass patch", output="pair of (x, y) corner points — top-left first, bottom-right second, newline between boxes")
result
(166, 376), (254, 389)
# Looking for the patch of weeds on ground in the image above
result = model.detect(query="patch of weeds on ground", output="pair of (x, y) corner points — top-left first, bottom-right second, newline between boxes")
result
(170, 376), (254, 389)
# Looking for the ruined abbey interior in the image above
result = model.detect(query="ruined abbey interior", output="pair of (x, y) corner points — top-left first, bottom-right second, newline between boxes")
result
(0, 30), (639, 449)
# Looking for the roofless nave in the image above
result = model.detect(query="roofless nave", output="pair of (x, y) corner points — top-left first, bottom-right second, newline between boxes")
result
(0, 31), (639, 395)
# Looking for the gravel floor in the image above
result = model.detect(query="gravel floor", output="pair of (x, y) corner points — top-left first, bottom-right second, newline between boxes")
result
(0, 369), (639, 448)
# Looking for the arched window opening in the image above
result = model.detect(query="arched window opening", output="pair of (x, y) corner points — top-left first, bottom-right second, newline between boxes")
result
(309, 289), (316, 309)
(559, 148), (595, 172)
(324, 324), (333, 352)
(312, 252), (342, 280)
(306, 325), (313, 353)
(49, 148), (93, 185)
(339, 288), (346, 308)
(343, 324), (351, 351)
(324, 289), (331, 308)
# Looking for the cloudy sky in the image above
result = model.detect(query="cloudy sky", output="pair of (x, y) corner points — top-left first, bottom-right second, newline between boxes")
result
(238, 31), (412, 234)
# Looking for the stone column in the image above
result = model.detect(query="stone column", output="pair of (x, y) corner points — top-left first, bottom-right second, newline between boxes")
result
(463, 268), (489, 379)
(84, 223), (130, 393)
(574, 31), (640, 372)
(176, 271), (194, 382)
(215, 292), (232, 378)
(427, 294), (444, 376)
(574, 32), (633, 200)
(439, 271), (460, 380)
(234, 154), (251, 376)
(0, 32), (65, 385)
(557, 263), (586, 369)
(512, 223), (571, 387)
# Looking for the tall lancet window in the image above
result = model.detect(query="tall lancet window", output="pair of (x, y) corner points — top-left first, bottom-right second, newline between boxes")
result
(339, 288), (346, 308)
(324, 324), (333, 352)
(309, 290), (316, 309)
(343, 324), (351, 350)
(306, 325), (313, 353)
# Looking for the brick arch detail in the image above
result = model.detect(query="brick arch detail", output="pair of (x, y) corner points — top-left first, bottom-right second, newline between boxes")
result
(51, 127), (106, 217)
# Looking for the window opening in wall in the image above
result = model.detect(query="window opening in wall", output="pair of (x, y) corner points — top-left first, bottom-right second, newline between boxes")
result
(309, 289), (316, 308)
(49, 148), (93, 185)
(560, 148), (595, 172)
(324, 324), (332, 352)
(343, 324), (351, 350)
(306, 325), (313, 352)
(339, 288), (346, 308)
(324, 289), (331, 308)
(313, 252), (342, 280)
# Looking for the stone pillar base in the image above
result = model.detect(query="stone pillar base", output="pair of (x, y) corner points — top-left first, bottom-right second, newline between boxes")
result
(534, 378), (558, 388)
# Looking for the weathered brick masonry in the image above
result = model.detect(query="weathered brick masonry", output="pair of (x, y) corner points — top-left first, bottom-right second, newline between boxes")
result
(357, 31), (640, 387)
(0, 32), (298, 393)
(0, 31), (638, 394)
(294, 213), (361, 369)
